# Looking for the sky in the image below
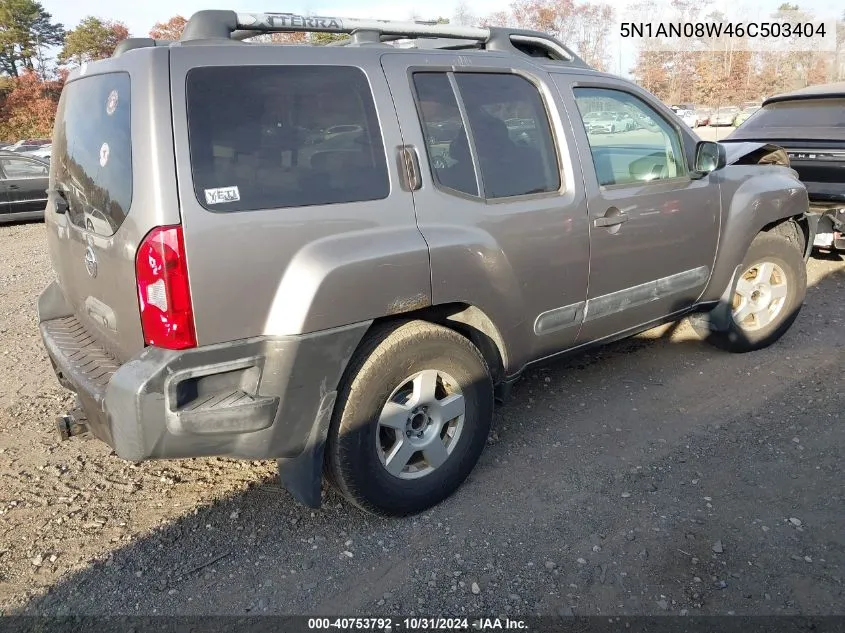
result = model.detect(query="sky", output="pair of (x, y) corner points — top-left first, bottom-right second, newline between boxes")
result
(43, 0), (840, 78)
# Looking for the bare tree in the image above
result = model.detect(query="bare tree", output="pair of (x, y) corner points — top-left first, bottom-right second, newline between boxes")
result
(453, 1), (477, 27)
(629, 0), (836, 106)
(482, 0), (615, 70)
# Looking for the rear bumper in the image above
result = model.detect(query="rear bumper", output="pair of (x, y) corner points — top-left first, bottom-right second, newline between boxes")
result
(37, 282), (369, 464)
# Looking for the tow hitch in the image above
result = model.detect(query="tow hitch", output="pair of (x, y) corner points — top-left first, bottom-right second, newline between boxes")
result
(55, 405), (90, 441)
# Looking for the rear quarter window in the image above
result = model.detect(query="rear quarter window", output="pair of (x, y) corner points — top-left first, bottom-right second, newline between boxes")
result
(52, 72), (132, 235)
(185, 65), (390, 212)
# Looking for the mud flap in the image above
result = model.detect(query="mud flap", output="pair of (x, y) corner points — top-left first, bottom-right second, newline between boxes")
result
(689, 265), (742, 333)
(276, 391), (337, 508)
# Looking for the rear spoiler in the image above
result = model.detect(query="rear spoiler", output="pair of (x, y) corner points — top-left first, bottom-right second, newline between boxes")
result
(113, 38), (175, 56)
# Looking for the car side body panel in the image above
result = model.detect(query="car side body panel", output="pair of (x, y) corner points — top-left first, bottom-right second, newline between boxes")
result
(699, 164), (809, 303)
(262, 227), (432, 336)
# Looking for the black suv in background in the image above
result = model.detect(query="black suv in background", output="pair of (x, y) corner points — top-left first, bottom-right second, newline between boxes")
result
(727, 83), (845, 252)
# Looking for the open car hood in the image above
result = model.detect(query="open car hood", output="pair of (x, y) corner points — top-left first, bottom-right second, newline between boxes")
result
(719, 141), (790, 167)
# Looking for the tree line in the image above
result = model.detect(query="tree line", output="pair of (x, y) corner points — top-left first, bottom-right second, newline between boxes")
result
(1, 0), (842, 141)
(629, 1), (845, 107)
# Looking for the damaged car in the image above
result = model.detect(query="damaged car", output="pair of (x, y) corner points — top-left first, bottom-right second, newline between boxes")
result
(38, 10), (812, 518)
(726, 82), (845, 253)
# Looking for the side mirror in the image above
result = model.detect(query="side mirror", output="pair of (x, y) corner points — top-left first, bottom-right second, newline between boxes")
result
(692, 141), (726, 178)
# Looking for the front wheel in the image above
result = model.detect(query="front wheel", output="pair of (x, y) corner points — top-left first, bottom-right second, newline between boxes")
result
(325, 320), (494, 517)
(690, 232), (806, 353)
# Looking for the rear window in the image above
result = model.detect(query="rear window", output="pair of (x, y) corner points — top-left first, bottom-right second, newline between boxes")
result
(740, 98), (845, 130)
(53, 72), (132, 235)
(185, 65), (390, 212)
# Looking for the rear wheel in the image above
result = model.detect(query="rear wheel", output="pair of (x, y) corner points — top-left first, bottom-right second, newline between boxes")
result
(326, 320), (494, 517)
(691, 232), (806, 352)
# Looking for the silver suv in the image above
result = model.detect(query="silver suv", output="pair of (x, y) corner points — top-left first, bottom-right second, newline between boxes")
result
(39, 11), (812, 517)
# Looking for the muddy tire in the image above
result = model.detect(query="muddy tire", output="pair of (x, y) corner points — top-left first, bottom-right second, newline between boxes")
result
(325, 320), (494, 517)
(691, 232), (806, 353)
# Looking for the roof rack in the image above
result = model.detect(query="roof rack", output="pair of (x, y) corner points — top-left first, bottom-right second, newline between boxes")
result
(174, 10), (590, 67)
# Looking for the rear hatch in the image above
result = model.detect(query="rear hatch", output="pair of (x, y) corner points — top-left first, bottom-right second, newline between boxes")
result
(727, 97), (845, 205)
(45, 50), (181, 361)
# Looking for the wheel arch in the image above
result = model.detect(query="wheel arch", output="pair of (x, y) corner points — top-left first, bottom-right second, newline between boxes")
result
(761, 214), (812, 261)
(363, 303), (508, 386)
(701, 168), (809, 305)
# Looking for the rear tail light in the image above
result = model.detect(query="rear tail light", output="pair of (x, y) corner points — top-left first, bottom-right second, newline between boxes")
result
(135, 225), (197, 350)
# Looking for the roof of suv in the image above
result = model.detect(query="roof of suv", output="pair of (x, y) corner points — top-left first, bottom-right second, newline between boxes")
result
(111, 9), (598, 72)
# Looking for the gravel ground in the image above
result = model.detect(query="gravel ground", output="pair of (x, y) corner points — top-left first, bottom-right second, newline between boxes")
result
(0, 221), (843, 617)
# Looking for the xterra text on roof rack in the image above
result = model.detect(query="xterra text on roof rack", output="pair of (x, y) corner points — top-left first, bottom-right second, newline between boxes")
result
(39, 10), (812, 517)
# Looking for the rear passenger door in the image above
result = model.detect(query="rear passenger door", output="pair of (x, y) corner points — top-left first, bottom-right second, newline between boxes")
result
(553, 78), (720, 344)
(381, 54), (591, 371)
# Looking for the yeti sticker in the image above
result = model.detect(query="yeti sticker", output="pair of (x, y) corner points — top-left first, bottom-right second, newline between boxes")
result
(204, 186), (241, 205)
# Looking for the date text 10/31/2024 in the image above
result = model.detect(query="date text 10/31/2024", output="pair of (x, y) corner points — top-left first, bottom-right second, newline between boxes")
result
(307, 618), (529, 631)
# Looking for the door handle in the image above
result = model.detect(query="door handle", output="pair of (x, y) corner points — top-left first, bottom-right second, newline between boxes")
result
(8, 184), (19, 190)
(594, 213), (629, 228)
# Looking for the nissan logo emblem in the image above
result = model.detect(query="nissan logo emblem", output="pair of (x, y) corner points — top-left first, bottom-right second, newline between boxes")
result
(84, 246), (98, 278)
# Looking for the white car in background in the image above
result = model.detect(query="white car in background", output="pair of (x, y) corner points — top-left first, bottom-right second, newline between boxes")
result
(710, 106), (741, 126)
(674, 108), (697, 128)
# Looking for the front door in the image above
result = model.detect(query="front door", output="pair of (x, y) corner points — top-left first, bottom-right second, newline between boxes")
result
(555, 79), (721, 344)
(381, 53), (591, 372)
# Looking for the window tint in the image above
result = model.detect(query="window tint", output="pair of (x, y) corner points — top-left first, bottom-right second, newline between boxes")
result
(1, 157), (47, 179)
(739, 98), (845, 130)
(573, 88), (687, 187)
(412, 73), (478, 196)
(456, 73), (560, 198)
(412, 72), (560, 200)
(186, 66), (390, 212)
(52, 72), (132, 234)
